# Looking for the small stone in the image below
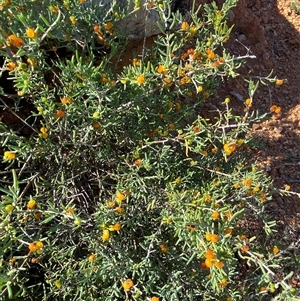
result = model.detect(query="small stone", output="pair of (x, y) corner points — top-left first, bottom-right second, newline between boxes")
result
(265, 166), (272, 172)
(238, 34), (247, 42)
(227, 9), (235, 23)
(262, 16), (268, 24)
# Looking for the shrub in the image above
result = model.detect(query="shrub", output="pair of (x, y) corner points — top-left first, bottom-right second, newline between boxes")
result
(291, 1), (300, 14)
(0, 0), (297, 300)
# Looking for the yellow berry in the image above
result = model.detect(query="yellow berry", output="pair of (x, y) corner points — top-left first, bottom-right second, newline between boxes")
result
(5, 204), (14, 213)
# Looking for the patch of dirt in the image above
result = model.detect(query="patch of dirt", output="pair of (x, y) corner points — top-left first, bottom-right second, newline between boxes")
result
(218, 0), (300, 221)
(211, 0), (300, 287)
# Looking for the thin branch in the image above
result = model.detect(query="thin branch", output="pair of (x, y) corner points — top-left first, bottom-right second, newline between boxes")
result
(0, 98), (38, 134)
(40, 9), (62, 43)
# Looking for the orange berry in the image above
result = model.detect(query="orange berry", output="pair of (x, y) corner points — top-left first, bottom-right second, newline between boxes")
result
(92, 122), (101, 129)
(101, 230), (110, 242)
(122, 279), (134, 291)
(275, 79), (284, 86)
(61, 96), (72, 105)
(270, 104), (281, 114)
(219, 278), (228, 287)
(169, 123), (175, 130)
(273, 246), (279, 255)
(34, 212), (42, 220)
(6, 62), (16, 71)
(212, 60), (220, 68)
(54, 109), (65, 118)
(115, 206), (123, 214)
(147, 1), (155, 8)
(210, 234), (218, 243)
(136, 75), (145, 85)
(205, 233), (211, 241)
(6, 34), (23, 48)
(133, 158), (142, 167)
(133, 58), (141, 67)
(28, 242), (38, 252)
(215, 260), (224, 269)
(211, 211), (220, 220)
(175, 102), (181, 110)
(245, 98), (252, 107)
(200, 261), (209, 270)
(27, 199), (37, 210)
(65, 208), (75, 215)
(109, 222), (121, 231)
(159, 243), (168, 253)
(274, 106), (281, 114)
(163, 77), (172, 87)
(26, 28), (36, 39)
(205, 258), (214, 268)
(206, 49), (215, 60)
(205, 248), (216, 259)
(93, 24), (100, 32)
(157, 64), (167, 74)
(107, 201), (115, 208)
(193, 125), (200, 133)
(223, 143), (236, 156)
(188, 225), (196, 231)
(69, 16), (77, 25)
(240, 235), (248, 241)
(224, 228), (232, 235)
(181, 21), (189, 31)
(88, 254), (96, 262)
(116, 191), (126, 203)
(104, 22), (113, 31)
(201, 150), (208, 156)
(241, 245), (249, 253)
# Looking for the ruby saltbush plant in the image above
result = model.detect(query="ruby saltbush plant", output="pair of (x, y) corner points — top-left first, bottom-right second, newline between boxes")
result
(0, 0), (298, 300)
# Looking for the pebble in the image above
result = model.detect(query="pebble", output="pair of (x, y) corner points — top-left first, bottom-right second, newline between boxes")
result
(227, 9), (235, 23)
(262, 16), (268, 24)
(238, 34), (247, 42)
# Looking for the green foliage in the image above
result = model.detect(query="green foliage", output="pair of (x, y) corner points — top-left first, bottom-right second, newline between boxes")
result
(291, 1), (300, 14)
(0, 0), (298, 300)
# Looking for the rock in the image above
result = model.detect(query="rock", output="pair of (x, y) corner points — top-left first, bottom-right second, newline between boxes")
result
(101, 0), (164, 38)
(238, 34), (247, 42)
(227, 9), (235, 23)
(95, 0), (193, 39)
(262, 16), (268, 24)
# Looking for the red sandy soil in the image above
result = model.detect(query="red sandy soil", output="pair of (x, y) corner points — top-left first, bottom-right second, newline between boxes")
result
(214, 0), (300, 288)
